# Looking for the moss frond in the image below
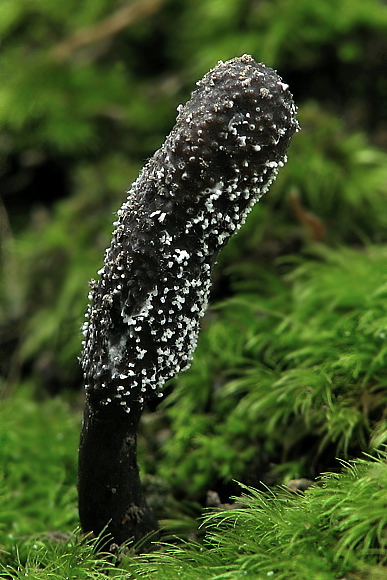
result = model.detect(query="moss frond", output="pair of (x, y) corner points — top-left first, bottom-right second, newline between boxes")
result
(123, 453), (387, 579)
(160, 245), (387, 494)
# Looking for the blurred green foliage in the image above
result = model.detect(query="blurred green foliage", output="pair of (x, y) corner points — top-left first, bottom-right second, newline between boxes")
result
(1, 0), (387, 391)
(0, 388), (79, 538)
(1, 0), (387, 574)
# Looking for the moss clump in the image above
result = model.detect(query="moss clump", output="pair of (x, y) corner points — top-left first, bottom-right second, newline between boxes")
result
(158, 244), (387, 495)
(123, 453), (387, 580)
(0, 387), (80, 539)
(1, 0), (387, 575)
(1, 447), (386, 578)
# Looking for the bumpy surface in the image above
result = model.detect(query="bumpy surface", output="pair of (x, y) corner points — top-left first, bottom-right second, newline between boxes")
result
(81, 54), (299, 412)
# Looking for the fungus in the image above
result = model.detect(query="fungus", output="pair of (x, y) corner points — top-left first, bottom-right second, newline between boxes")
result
(78, 54), (299, 549)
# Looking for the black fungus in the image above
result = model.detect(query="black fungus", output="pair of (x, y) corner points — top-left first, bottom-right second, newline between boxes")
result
(81, 55), (299, 412)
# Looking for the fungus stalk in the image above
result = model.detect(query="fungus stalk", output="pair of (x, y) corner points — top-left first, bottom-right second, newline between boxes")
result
(78, 54), (299, 548)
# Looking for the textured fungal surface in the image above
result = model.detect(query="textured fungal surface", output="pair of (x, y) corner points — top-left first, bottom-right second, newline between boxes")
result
(81, 54), (299, 413)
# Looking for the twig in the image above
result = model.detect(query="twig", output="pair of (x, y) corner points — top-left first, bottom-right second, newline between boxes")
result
(52, 0), (163, 61)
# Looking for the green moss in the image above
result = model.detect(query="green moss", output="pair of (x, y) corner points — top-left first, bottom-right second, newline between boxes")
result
(1, 0), (387, 576)
(0, 387), (80, 538)
(1, 448), (386, 579)
(159, 244), (387, 495)
(123, 453), (387, 579)
(2, 0), (387, 392)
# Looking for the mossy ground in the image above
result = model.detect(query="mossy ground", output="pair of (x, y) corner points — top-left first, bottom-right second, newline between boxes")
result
(1, 239), (387, 578)
(1, 0), (387, 577)
(0, 391), (386, 579)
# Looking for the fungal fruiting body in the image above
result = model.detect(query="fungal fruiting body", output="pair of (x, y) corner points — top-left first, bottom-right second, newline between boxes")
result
(81, 55), (298, 412)
(78, 54), (299, 548)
